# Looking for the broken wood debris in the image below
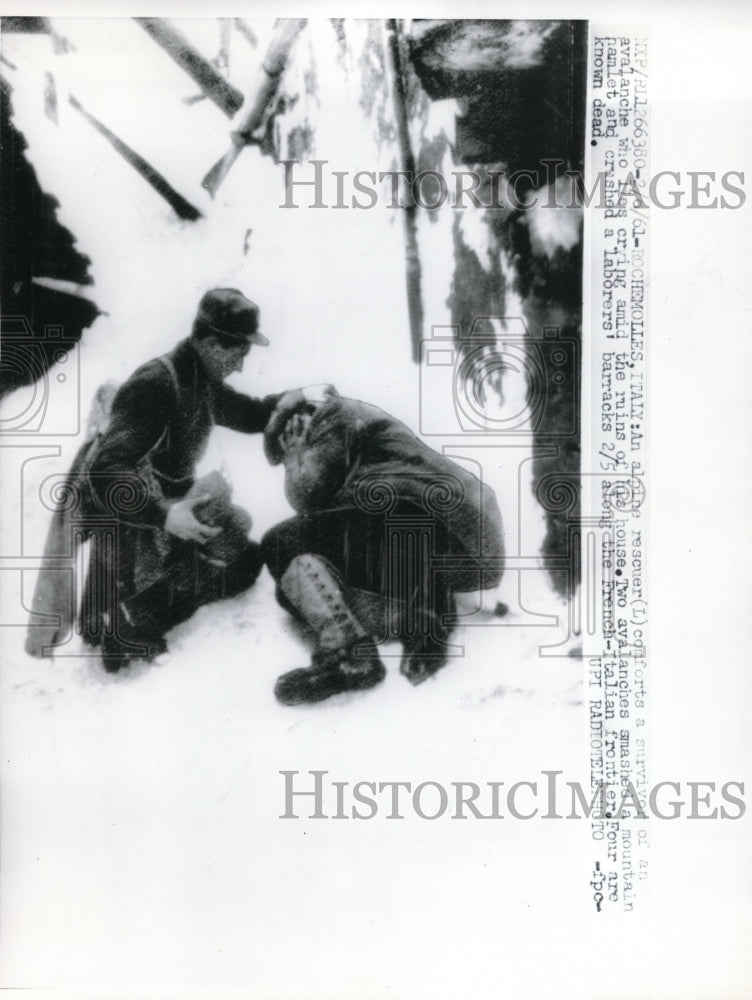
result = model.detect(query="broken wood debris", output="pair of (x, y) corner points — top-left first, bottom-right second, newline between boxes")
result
(134, 17), (244, 119)
(202, 18), (306, 197)
(68, 94), (202, 221)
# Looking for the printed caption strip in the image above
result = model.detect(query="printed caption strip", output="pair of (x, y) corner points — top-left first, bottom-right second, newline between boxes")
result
(583, 27), (648, 913)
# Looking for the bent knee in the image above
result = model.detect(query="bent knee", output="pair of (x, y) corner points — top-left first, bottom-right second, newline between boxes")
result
(261, 521), (299, 580)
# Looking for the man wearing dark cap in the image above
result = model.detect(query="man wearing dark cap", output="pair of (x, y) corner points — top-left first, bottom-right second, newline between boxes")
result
(80, 287), (303, 670)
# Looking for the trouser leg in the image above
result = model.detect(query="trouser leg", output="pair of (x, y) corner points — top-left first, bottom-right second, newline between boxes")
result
(100, 585), (170, 670)
(262, 508), (386, 590)
(263, 507), (498, 688)
(100, 536), (263, 670)
(262, 508), (402, 639)
(189, 540), (264, 606)
(263, 508), (458, 644)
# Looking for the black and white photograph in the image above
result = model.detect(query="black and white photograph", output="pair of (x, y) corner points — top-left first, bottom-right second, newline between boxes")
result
(0, 4), (750, 999)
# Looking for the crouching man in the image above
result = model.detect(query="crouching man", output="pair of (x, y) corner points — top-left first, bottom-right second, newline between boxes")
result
(261, 390), (504, 705)
(79, 288), (306, 670)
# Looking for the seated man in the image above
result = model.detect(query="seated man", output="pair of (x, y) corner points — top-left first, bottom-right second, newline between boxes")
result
(261, 390), (505, 705)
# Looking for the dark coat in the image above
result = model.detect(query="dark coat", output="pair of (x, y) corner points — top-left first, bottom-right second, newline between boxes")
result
(86, 338), (279, 597)
(26, 338), (280, 655)
(267, 395), (504, 589)
(88, 337), (279, 526)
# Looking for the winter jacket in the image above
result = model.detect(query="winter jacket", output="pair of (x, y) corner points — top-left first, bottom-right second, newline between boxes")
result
(88, 337), (280, 525)
(266, 395), (504, 587)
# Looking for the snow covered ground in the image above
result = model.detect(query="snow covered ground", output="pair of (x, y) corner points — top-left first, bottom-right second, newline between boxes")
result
(0, 20), (614, 999)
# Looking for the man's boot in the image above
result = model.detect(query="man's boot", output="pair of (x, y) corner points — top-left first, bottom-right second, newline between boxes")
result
(275, 640), (386, 706)
(273, 554), (385, 705)
(100, 599), (168, 672)
(399, 596), (456, 686)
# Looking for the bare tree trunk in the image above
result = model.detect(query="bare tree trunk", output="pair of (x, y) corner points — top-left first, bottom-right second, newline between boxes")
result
(386, 19), (424, 363)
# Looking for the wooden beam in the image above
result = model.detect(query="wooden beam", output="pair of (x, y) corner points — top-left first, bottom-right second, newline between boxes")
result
(202, 19), (306, 196)
(233, 19), (258, 50)
(135, 17), (244, 119)
(69, 94), (202, 221)
(0, 17), (51, 34)
(31, 276), (98, 303)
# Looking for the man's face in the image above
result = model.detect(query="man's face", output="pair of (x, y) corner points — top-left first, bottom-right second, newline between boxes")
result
(204, 338), (252, 381)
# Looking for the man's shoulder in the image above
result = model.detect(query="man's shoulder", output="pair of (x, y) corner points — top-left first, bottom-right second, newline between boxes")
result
(129, 340), (193, 387)
(133, 355), (172, 378)
(337, 397), (416, 440)
(327, 396), (391, 427)
(115, 351), (180, 409)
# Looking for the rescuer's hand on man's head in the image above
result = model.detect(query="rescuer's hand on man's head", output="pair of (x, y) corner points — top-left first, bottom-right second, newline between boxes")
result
(165, 495), (224, 544)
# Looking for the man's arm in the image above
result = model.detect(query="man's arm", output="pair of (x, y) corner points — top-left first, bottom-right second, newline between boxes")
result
(213, 384), (282, 433)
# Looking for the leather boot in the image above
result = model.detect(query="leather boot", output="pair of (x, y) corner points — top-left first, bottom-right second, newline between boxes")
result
(274, 554), (385, 704)
(274, 640), (386, 706)
(399, 598), (455, 686)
